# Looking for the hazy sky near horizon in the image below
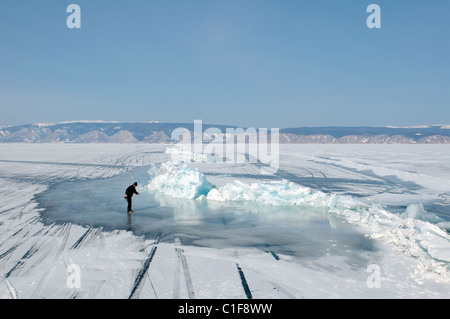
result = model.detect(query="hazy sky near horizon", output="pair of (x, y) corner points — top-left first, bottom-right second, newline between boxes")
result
(0, 0), (449, 128)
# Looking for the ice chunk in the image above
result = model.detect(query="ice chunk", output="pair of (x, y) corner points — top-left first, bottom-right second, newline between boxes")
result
(207, 180), (313, 205)
(403, 203), (444, 223)
(146, 162), (213, 199)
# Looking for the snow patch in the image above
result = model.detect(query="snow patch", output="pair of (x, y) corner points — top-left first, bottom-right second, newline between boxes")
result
(165, 145), (211, 163)
(439, 193), (450, 203)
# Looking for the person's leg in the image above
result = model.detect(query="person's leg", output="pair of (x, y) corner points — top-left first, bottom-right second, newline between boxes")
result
(127, 197), (132, 212)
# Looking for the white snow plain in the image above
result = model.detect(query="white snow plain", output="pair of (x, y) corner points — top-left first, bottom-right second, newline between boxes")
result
(0, 144), (449, 299)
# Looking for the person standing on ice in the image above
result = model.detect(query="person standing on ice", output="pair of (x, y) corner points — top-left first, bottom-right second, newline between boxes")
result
(125, 182), (140, 214)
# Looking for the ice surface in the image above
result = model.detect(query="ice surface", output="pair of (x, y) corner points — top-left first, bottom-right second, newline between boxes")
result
(1, 144), (450, 299)
(145, 146), (450, 283)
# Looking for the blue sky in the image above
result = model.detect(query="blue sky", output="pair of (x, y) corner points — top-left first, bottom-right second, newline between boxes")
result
(0, 0), (449, 128)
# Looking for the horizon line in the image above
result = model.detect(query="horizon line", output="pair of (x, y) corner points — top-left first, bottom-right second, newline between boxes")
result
(1, 120), (450, 130)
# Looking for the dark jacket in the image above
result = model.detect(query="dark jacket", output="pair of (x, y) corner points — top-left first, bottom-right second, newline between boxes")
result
(125, 185), (139, 198)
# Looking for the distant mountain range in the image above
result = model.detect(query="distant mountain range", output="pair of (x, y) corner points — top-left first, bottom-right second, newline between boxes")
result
(0, 121), (449, 144)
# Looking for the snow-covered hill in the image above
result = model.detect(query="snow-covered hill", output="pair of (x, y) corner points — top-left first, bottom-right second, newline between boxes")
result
(0, 122), (449, 144)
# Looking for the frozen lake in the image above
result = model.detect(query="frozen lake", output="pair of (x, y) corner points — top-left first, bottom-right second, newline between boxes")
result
(1, 144), (449, 298)
(38, 165), (376, 265)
